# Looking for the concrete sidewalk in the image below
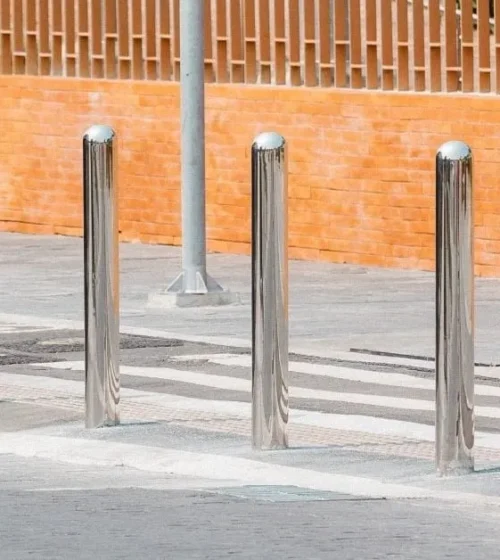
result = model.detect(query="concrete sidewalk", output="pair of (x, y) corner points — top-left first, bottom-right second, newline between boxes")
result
(1, 232), (500, 362)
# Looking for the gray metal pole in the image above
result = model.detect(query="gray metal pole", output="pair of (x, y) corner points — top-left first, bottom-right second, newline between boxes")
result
(83, 125), (120, 429)
(166, 0), (224, 298)
(251, 132), (289, 450)
(435, 140), (474, 474)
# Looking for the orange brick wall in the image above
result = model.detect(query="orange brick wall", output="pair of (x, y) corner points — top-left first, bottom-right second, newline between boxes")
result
(0, 76), (500, 276)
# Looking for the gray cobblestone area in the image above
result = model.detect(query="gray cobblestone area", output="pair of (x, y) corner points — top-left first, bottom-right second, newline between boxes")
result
(2, 455), (500, 560)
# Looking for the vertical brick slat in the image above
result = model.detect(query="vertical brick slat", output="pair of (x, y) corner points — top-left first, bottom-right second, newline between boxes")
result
(304, 0), (317, 86)
(244, 0), (257, 83)
(288, 0), (301, 85)
(117, 0), (130, 78)
(429, 0), (441, 91)
(216, 0), (229, 82)
(131, 0), (143, 80)
(334, 0), (347, 87)
(145, 0), (156, 79)
(64, 0), (76, 77)
(461, 0), (474, 92)
(159, 0), (171, 80)
(259, 0), (271, 83)
(445, 0), (458, 91)
(230, 0), (244, 82)
(26, 0), (38, 75)
(381, 0), (394, 89)
(103, 0), (117, 79)
(396, 0), (409, 90)
(478, 0), (491, 92)
(52, 0), (63, 76)
(412, 0), (425, 90)
(366, 0), (378, 89)
(318, 0), (332, 87)
(13, 0), (25, 74)
(172, 0), (180, 80)
(0, 0), (13, 74)
(77, 0), (89, 77)
(350, 0), (363, 88)
(204, 0), (215, 82)
(496, 0), (500, 92)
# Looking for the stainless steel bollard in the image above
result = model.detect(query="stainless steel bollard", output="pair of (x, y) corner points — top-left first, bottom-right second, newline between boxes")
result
(251, 132), (289, 449)
(435, 141), (474, 474)
(83, 125), (120, 429)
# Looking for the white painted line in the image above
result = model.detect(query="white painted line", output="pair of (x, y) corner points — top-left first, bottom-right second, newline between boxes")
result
(27, 361), (500, 419)
(169, 353), (500, 396)
(183, 345), (498, 379)
(0, 371), (249, 416)
(30, 360), (435, 413)
(6, 369), (500, 451)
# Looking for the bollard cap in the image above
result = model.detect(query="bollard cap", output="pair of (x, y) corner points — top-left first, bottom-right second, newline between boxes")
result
(437, 140), (471, 161)
(83, 124), (116, 144)
(252, 132), (286, 151)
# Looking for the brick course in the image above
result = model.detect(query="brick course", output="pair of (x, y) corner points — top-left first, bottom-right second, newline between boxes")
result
(0, 76), (499, 275)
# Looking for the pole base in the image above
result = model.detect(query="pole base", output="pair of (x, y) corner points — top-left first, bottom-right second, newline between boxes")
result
(147, 271), (240, 309)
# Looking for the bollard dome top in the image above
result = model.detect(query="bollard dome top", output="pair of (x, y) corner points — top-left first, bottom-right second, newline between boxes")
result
(83, 124), (116, 143)
(437, 140), (472, 161)
(253, 132), (286, 151)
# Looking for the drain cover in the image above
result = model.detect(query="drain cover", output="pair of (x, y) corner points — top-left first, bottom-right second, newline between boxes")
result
(207, 485), (355, 503)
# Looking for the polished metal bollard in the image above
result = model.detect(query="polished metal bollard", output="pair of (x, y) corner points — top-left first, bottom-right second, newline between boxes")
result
(83, 125), (120, 429)
(435, 141), (474, 474)
(251, 132), (289, 449)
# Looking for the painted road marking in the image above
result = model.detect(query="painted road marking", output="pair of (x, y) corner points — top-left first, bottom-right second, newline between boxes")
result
(29, 361), (437, 413)
(168, 353), (500, 396)
(26, 361), (500, 420)
(6, 370), (500, 450)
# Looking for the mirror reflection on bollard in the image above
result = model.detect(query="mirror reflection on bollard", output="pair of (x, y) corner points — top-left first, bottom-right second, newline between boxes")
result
(435, 141), (474, 475)
(83, 125), (120, 429)
(251, 132), (289, 450)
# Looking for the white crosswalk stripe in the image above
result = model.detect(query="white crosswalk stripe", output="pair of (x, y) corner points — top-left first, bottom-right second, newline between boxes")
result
(26, 359), (500, 420)
(169, 353), (500, 395)
(6, 368), (500, 451)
